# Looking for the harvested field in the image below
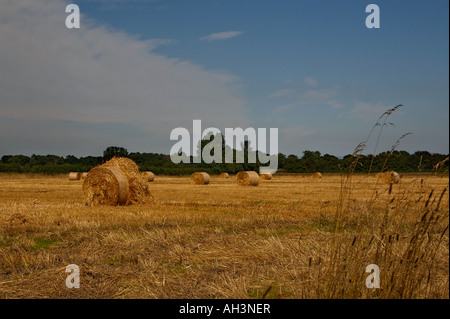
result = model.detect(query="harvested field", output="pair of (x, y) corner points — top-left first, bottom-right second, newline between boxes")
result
(0, 172), (448, 299)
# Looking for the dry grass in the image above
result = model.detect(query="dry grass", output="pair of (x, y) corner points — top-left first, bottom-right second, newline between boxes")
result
(0, 172), (448, 299)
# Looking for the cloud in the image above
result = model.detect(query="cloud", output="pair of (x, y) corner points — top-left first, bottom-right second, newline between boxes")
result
(268, 89), (295, 98)
(271, 85), (344, 114)
(350, 102), (390, 121)
(303, 76), (318, 88)
(272, 102), (298, 115)
(0, 0), (249, 156)
(278, 126), (316, 154)
(325, 100), (345, 109)
(147, 38), (178, 46)
(200, 31), (244, 42)
(301, 88), (338, 101)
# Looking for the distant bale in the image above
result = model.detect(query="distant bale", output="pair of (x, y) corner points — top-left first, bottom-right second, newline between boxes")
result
(312, 172), (323, 179)
(392, 172), (400, 184)
(260, 173), (273, 180)
(81, 172), (89, 179)
(82, 157), (153, 206)
(219, 172), (230, 178)
(191, 172), (210, 185)
(143, 171), (155, 182)
(68, 172), (81, 181)
(377, 171), (400, 184)
(236, 171), (259, 186)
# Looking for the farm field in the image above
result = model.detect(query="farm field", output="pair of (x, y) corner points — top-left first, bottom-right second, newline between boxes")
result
(0, 172), (448, 299)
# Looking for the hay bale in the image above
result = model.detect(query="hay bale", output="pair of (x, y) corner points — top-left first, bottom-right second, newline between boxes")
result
(69, 172), (81, 180)
(191, 172), (210, 185)
(105, 157), (140, 173)
(236, 171), (259, 186)
(81, 172), (89, 179)
(312, 172), (322, 179)
(377, 171), (400, 184)
(82, 157), (153, 206)
(82, 166), (129, 206)
(219, 172), (230, 178)
(144, 171), (155, 182)
(392, 171), (400, 184)
(260, 173), (272, 180)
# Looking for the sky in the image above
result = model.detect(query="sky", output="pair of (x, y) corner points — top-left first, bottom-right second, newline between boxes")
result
(0, 0), (448, 158)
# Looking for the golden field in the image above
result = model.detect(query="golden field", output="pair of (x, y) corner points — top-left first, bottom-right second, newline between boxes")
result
(0, 172), (448, 299)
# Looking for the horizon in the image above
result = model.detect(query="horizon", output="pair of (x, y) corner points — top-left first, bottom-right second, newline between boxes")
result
(1, 146), (447, 160)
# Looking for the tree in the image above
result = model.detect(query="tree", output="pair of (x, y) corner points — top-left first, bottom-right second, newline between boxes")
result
(8, 155), (30, 166)
(103, 146), (128, 161)
(284, 154), (299, 171)
(302, 150), (321, 160)
(1, 155), (13, 163)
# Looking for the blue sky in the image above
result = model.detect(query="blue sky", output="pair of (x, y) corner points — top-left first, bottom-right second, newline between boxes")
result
(0, 0), (448, 157)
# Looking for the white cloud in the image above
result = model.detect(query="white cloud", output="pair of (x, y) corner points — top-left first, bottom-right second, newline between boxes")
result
(303, 76), (318, 88)
(0, 0), (249, 155)
(350, 102), (390, 121)
(325, 100), (345, 109)
(271, 85), (344, 114)
(268, 89), (295, 98)
(200, 31), (244, 42)
(272, 102), (298, 115)
(301, 88), (338, 101)
(278, 126), (316, 154)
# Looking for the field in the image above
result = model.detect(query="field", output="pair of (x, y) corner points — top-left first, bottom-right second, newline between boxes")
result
(0, 172), (448, 299)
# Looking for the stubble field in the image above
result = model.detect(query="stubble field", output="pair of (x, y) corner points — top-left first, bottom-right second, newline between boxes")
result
(0, 172), (448, 299)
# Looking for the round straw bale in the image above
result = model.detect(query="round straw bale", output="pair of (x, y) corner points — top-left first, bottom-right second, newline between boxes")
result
(143, 171), (155, 182)
(83, 157), (153, 206)
(219, 172), (230, 178)
(82, 166), (129, 206)
(312, 172), (322, 179)
(69, 172), (81, 180)
(191, 172), (210, 185)
(260, 173), (272, 180)
(391, 171), (400, 184)
(236, 171), (259, 186)
(105, 157), (152, 205)
(378, 171), (400, 184)
(81, 172), (89, 179)
(105, 157), (140, 173)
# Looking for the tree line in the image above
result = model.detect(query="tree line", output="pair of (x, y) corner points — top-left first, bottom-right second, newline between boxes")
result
(0, 145), (448, 175)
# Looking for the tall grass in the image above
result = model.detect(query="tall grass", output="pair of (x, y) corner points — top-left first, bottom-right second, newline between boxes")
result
(322, 105), (449, 298)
